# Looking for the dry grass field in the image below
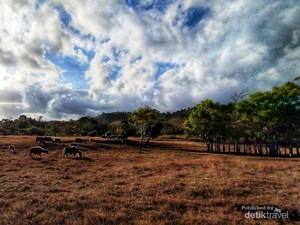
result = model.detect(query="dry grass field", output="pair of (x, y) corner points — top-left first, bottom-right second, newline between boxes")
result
(0, 136), (299, 225)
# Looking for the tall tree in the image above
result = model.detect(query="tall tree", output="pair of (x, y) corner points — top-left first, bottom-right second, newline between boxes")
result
(237, 81), (300, 155)
(184, 99), (232, 152)
(130, 106), (160, 153)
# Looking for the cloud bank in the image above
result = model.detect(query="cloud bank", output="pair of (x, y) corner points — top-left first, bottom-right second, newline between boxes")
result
(0, 0), (299, 119)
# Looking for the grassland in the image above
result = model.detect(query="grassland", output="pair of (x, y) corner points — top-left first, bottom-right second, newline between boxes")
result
(0, 136), (299, 225)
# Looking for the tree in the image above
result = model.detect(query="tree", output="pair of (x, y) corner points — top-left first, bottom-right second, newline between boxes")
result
(78, 116), (97, 136)
(145, 122), (163, 145)
(184, 99), (232, 152)
(236, 81), (300, 156)
(129, 106), (160, 153)
(0, 118), (14, 134)
(115, 127), (126, 135)
(161, 122), (176, 135)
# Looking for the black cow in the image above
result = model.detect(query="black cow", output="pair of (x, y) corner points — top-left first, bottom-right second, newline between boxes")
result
(36, 136), (44, 144)
(54, 138), (62, 144)
(44, 136), (54, 143)
(36, 136), (54, 144)
(29, 146), (48, 158)
(74, 138), (86, 144)
(63, 146), (82, 158)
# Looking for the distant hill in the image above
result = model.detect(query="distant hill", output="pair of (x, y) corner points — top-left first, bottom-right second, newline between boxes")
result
(94, 112), (131, 123)
(90, 108), (194, 126)
(94, 108), (193, 124)
(0, 108), (193, 136)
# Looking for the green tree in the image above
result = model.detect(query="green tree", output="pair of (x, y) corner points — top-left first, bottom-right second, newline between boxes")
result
(184, 99), (232, 152)
(0, 118), (14, 134)
(129, 106), (160, 153)
(27, 126), (45, 135)
(237, 81), (300, 156)
(115, 127), (126, 135)
(145, 122), (163, 145)
(161, 122), (176, 135)
(77, 116), (97, 136)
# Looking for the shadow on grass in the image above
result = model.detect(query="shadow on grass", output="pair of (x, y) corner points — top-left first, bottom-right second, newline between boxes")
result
(81, 156), (93, 161)
(30, 157), (42, 160)
(204, 151), (300, 159)
(65, 156), (94, 162)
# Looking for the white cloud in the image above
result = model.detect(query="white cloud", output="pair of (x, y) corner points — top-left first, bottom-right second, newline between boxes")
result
(0, 0), (299, 119)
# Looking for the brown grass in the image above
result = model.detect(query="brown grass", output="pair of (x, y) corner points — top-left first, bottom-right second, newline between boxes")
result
(0, 136), (299, 225)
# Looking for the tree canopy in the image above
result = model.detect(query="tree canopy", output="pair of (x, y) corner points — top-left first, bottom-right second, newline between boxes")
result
(129, 106), (161, 153)
(184, 81), (300, 156)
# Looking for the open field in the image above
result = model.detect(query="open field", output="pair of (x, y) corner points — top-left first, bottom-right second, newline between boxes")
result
(0, 136), (299, 225)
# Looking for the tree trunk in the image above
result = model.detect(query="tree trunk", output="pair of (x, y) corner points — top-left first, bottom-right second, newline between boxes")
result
(266, 142), (270, 156)
(289, 147), (293, 157)
(146, 137), (150, 146)
(259, 145), (263, 156)
(284, 147), (287, 156)
(248, 145), (252, 155)
(206, 142), (210, 152)
(139, 127), (143, 153)
(236, 142), (240, 154)
(216, 142), (220, 152)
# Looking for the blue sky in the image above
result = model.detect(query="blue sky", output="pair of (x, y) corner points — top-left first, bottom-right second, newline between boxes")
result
(0, 0), (299, 120)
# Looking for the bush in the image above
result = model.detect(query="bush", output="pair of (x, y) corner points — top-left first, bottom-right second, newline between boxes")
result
(27, 126), (46, 136)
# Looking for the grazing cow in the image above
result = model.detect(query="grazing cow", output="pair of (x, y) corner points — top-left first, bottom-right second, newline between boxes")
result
(8, 145), (15, 153)
(29, 146), (48, 158)
(37, 140), (46, 146)
(54, 138), (62, 144)
(43, 136), (54, 143)
(70, 142), (79, 147)
(36, 136), (44, 144)
(63, 146), (82, 158)
(109, 135), (118, 139)
(117, 135), (128, 145)
(36, 136), (54, 144)
(74, 138), (86, 144)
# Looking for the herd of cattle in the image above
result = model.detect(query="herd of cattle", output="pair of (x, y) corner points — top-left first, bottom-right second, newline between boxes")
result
(35, 136), (87, 145)
(7, 143), (82, 158)
(27, 145), (82, 158)
(6, 135), (128, 159)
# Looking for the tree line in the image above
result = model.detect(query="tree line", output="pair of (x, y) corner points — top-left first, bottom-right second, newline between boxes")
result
(0, 110), (185, 137)
(184, 81), (300, 157)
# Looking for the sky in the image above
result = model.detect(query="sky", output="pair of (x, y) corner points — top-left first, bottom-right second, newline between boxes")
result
(0, 0), (299, 120)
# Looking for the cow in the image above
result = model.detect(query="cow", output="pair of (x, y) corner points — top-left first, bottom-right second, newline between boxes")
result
(36, 136), (44, 144)
(54, 138), (62, 144)
(63, 146), (82, 158)
(8, 145), (15, 153)
(74, 138), (86, 144)
(29, 146), (48, 158)
(117, 135), (128, 145)
(109, 135), (118, 139)
(43, 136), (54, 143)
(36, 136), (53, 144)
(37, 140), (46, 146)
(70, 142), (79, 147)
